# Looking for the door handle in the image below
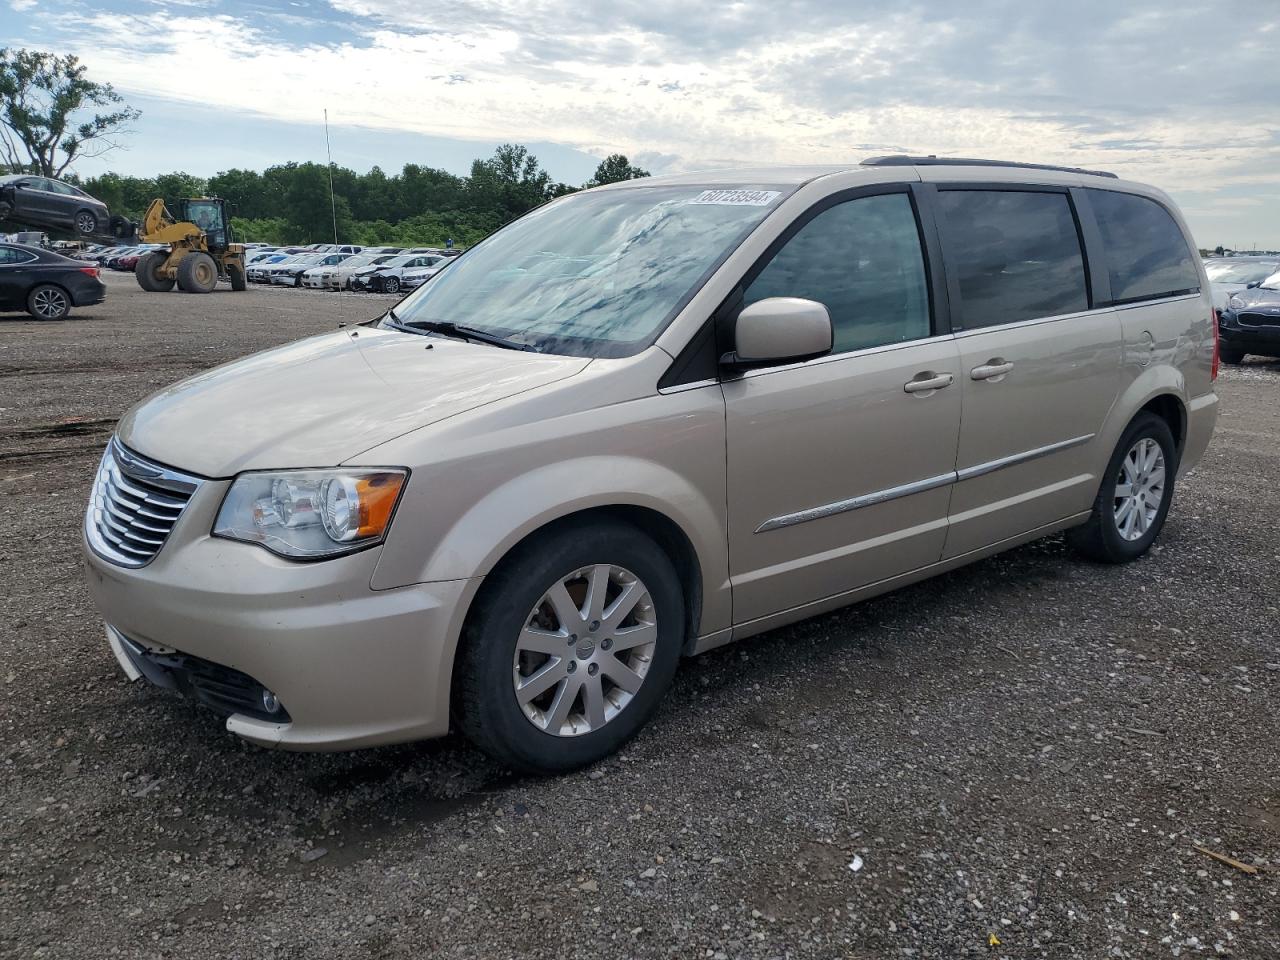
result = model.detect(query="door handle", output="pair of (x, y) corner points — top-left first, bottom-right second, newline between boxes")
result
(971, 360), (1014, 381)
(903, 372), (954, 394)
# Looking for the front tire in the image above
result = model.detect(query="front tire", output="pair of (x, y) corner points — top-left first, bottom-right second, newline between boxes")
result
(136, 251), (175, 292)
(382, 276), (400, 294)
(176, 252), (218, 293)
(27, 284), (71, 320)
(1219, 345), (1246, 365)
(1067, 413), (1177, 563)
(454, 519), (685, 774)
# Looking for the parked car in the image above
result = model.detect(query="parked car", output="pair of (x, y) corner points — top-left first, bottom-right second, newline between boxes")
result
(255, 253), (329, 285)
(82, 158), (1217, 774)
(350, 253), (448, 293)
(0, 241), (106, 319)
(271, 253), (353, 287)
(1219, 269), (1280, 362)
(247, 253), (315, 283)
(1203, 257), (1280, 310)
(399, 257), (451, 290)
(363, 246), (404, 256)
(304, 253), (400, 290)
(0, 175), (112, 237)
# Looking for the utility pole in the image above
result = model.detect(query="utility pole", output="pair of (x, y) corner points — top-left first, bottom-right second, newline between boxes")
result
(324, 109), (338, 244)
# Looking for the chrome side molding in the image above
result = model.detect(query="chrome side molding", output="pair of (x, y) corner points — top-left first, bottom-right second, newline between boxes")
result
(756, 434), (1096, 533)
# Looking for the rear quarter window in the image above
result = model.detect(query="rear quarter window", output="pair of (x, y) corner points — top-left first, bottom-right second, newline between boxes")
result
(1087, 190), (1200, 304)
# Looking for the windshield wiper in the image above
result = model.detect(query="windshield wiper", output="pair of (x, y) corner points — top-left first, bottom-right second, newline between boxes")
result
(397, 318), (538, 352)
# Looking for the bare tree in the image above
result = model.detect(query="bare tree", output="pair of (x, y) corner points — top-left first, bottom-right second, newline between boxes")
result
(0, 48), (140, 177)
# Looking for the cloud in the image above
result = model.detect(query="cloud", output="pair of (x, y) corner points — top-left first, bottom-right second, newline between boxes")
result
(8, 0), (1280, 241)
(9, 0), (37, 10)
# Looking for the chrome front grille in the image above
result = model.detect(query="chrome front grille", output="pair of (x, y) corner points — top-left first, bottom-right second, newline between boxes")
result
(1238, 311), (1280, 327)
(86, 440), (203, 567)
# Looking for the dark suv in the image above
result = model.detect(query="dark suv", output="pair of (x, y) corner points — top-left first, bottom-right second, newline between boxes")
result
(0, 175), (112, 237)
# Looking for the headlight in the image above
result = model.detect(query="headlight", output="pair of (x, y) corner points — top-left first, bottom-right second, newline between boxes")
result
(213, 469), (407, 559)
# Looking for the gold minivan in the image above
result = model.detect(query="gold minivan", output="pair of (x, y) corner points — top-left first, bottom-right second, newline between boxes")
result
(83, 157), (1219, 773)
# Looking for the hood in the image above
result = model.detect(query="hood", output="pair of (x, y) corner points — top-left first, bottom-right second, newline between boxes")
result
(1226, 287), (1280, 312)
(117, 326), (591, 476)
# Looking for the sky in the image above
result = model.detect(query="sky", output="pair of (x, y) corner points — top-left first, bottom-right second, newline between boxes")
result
(3, 0), (1279, 247)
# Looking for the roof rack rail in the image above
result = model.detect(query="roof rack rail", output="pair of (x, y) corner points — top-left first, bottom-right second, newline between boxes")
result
(861, 155), (1118, 180)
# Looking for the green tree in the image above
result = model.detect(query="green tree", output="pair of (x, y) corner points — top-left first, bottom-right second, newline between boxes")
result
(588, 154), (649, 187)
(466, 143), (554, 225)
(0, 48), (140, 177)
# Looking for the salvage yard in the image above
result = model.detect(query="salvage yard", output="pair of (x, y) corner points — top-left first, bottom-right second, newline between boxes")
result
(1, 272), (1277, 958)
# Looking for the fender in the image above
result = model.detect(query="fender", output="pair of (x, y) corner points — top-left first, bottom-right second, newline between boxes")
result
(371, 453), (732, 639)
(1095, 363), (1188, 475)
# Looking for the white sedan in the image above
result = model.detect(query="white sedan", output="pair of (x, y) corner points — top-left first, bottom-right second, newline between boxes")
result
(302, 253), (401, 291)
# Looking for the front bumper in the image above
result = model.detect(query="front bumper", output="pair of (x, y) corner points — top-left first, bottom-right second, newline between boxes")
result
(1220, 311), (1280, 357)
(83, 489), (477, 750)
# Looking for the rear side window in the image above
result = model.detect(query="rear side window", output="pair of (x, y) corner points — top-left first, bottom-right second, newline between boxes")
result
(1088, 190), (1199, 304)
(936, 190), (1089, 329)
(744, 192), (931, 354)
(0, 246), (37, 264)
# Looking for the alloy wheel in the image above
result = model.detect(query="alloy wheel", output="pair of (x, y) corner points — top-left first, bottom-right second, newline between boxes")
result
(32, 287), (68, 319)
(76, 212), (97, 234)
(1113, 437), (1165, 541)
(512, 564), (658, 737)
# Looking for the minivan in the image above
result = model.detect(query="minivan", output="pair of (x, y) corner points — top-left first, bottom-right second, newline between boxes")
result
(83, 157), (1218, 773)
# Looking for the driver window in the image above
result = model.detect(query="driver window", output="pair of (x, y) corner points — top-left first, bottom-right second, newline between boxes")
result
(743, 192), (931, 354)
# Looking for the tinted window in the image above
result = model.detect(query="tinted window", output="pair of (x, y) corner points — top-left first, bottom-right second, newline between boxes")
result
(937, 190), (1088, 329)
(1088, 190), (1199, 303)
(0, 246), (37, 264)
(744, 192), (930, 353)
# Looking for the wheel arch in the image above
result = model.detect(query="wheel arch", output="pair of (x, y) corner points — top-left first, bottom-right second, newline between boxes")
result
(1137, 392), (1186, 455)
(469, 504), (704, 656)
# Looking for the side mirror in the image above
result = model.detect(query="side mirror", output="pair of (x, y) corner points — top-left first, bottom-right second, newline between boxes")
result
(724, 297), (833, 368)
(14, 180), (31, 188)
(1246, 281), (1261, 289)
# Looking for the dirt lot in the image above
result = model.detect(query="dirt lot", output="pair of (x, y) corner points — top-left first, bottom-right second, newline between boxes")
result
(1, 271), (1277, 959)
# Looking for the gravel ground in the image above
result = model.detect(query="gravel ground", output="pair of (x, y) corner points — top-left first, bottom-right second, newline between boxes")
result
(1, 271), (1277, 959)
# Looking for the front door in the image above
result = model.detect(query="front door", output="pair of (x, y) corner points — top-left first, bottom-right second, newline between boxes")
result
(930, 186), (1123, 558)
(723, 189), (963, 625)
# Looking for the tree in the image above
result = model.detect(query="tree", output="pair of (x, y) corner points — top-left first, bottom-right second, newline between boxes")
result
(0, 48), (140, 177)
(588, 154), (649, 187)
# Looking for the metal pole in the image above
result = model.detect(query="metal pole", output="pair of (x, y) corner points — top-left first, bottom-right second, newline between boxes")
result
(324, 109), (338, 244)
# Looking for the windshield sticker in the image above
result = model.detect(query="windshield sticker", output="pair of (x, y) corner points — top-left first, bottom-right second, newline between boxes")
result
(688, 189), (781, 206)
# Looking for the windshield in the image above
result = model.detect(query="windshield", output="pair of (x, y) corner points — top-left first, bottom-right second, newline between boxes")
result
(376, 255), (417, 269)
(390, 185), (786, 357)
(1206, 261), (1278, 284)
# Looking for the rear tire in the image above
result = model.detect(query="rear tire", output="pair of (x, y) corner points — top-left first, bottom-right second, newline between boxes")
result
(176, 252), (218, 293)
(1219, 345), (1246, 365)
(74, 210), (98, 235)
(27, 284), (71, 320)
(228, 262), (247, 292)
(136, 251), (175, 292)
(454, 519), (685, 774)
(1067, 412), (1177, 564)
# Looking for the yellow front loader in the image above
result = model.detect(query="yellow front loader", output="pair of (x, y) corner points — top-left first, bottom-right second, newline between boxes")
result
(134, 197), (246, 294)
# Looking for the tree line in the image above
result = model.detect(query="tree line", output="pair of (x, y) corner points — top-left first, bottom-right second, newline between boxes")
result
(78, 147), (650, 247)
(1, 46), (650, 247)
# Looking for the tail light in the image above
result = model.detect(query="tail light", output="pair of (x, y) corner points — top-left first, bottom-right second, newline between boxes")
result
(1211, 309), (1220, 382)
(79, 267), (100, 278)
